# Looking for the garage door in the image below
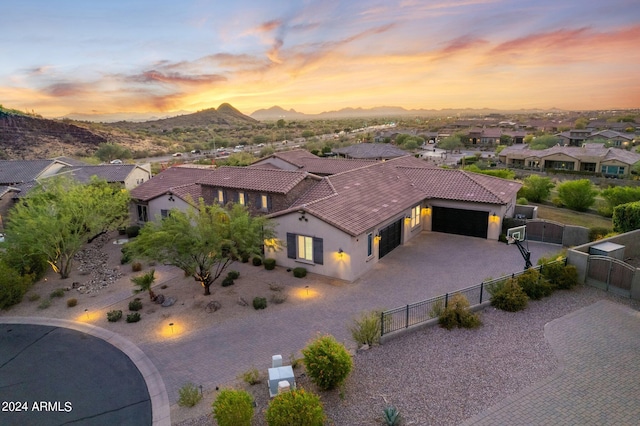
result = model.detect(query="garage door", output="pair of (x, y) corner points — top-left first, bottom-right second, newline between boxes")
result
(379, 219), (402, 259)
(432, 207), (488, 238)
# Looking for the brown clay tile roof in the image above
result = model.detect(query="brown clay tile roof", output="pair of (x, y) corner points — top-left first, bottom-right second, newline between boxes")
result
(198, 166), (312, 193)
(255, 149), (376, 175)
(333, 143), (408, 159)
(130, 166), (214, 201)
(170, 183), (203, 204)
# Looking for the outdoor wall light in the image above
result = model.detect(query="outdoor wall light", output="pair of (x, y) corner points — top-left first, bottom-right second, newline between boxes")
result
(168, 195), (175, 202)
(169, 322), (174, 333)
(338, 248), (344, 257)
(84, 308), (89, 320)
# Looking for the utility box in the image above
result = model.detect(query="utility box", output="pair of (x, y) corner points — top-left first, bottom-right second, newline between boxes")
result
(589, 242), (625, 260)
(268, 365), (295, 397)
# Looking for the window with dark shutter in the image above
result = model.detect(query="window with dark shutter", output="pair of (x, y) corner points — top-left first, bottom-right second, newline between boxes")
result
(312, 237), (323, 265)
(286, 233), (296, 259)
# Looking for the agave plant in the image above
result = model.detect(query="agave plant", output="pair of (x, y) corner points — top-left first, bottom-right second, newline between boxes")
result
(383, 405), (401, 426)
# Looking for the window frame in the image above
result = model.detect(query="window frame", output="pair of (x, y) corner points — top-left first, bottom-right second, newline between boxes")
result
(367, 232), (373, 257)
(137, 204), (148, 222)
(410, 205), (421, 228)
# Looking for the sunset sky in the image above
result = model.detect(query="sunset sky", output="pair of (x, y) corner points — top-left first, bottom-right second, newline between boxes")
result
(1, 0), (639, 119)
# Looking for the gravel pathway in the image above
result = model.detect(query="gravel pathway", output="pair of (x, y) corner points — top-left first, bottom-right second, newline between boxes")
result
(176, 285), (639, 425)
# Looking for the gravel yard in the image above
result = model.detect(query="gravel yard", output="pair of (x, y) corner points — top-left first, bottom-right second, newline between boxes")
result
(175, 285), (639, 426)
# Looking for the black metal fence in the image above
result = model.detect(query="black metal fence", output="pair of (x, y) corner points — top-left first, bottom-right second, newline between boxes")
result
(380, 259), (567, 336)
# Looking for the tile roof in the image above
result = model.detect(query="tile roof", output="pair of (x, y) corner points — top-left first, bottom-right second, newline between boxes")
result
(198, 167), (312, 193)
(0, 185), (20, 198)
(256, 150), (376, 174)
(274, 155), (520, 236)
(130, 166), (215, 201)
(500, 144), (640, 165)
(170, 183), (203, 204)
(60, 165), (138, 183)
(333, 143), (408, 159)
(52, 156), (90, 167)
(0, 160), (59, 185)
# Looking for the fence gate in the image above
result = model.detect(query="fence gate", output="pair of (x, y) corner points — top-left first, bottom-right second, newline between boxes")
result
(586, 255), (635, 297)
(526, 220), (564, 244)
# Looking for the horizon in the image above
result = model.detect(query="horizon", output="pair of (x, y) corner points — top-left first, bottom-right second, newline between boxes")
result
(2, 1), (639, 119)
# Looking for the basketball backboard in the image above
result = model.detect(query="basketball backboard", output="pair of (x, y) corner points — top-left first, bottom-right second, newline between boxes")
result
(506, 225), (526, 244)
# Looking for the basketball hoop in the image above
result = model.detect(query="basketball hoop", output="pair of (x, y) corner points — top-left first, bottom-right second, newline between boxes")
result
(506, 236), (516, 245)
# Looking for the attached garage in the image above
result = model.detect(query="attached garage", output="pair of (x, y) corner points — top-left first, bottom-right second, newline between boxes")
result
(378, 219), (402, 259)
(432, 207), (488, 238)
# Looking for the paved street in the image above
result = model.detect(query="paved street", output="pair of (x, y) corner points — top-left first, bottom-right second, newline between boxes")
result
(462, 300), (640, 425)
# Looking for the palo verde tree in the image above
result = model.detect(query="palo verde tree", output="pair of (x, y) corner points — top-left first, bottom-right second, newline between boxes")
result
(5, 176), (130, 279)
(126, 200), (274, 295)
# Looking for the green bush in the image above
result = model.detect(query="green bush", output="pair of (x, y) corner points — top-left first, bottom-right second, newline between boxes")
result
(540, 261), (565, 287)
(349, 310), (381, 346)
(302, 334), (353, 391)
(120, 245), (133, 264)
(129, 298), (143, 311)
(126, 312), (141, 323)
(264, 258), (276, 270)
(293, 267), (307, 278)
(177, 383), (202, 407)
(613, 201), (640, 233)
(438, 293), (482, 329)
(489, 278), (529, 312)
(66, 298), (78, 307)
(227, 270), (240, 280)
(589, 227), (612, 241)
(28, 293), (41, 302)
(253, 297), (267, 310)
(107, 310), (123, 322)
(0, 261), (34, 309)
(516, 197), (528, 205)
(557, 265), (579, 290)
(517, 175), (554, 203)
(516, 269), (554, 300)
(38, 299), (51, 310)
(126, 225), (140, 238)
(241, 253), (250, 263)
(556, 179), (598, 212)
(266, 389), (325, 426)
(221, 276), (235, 287)
(239, 367), (261, 385)
(601, 186), (640, 215)
(252, 256), (263, 266)
(50, 288), (65, 298)
(212, 389), (254, 426)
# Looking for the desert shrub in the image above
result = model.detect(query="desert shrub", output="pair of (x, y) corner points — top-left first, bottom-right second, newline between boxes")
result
(50, 288), (65, 298)
(290, 352), (302, 369)
(539, 261), (565, 287)
(489, 278), (528, 312)
(38, 299), (51, 310)
(557, 265), (579, 290)
(293, 267), (307, 278)
(438, 293), (482, 329)
(349, 310), (381, 346)
(383, 405), (401, 426)
(429, 299), (445, 318)
(120, 246), (133, 264)
(253, 297), (267, 310)
(227, 270), (240, 280)
(270, 292), (288, 304)
(264, 258), (276, 270)
(126, 225), (140, 238)
(0, 261), (33, 309)
(266, 389), (325, 426)
(240, 367), (261, 385)
(212, 389), (254, 426)
(177, 383), (202, 407)
(589, 227), (612, 241)
(131, 262), (143, 272)
(613, 201), (640, 233)
(126, 312), (141, 323)
(517, 175), (554, 203)
(221, 276), (235, 287)
(269, 282), (284, 291)
(28, 293), (41, 302)
(107, 310), (123, 322)
(66, 298), (78, 307)
(241, 253), (250, 263)
(556, 179), (598, 212)
(517, 197), (528, 205)
(516, 269), (554, 300)
(302, 334), (353, 391)
(129, 298), (143, 311)
(252, 256), (263, 266)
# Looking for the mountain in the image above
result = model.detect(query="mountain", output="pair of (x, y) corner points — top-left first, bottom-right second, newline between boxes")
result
(108, 103), (258, 131)
(61, 110), (192, 123)
(0, 108), (108, 160)
(250, 106), (308, 121)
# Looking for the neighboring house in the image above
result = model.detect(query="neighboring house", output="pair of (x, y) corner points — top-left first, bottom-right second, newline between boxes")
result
(332, 143), (408, 160)
(499, 144), (640, 177)
(556, 129), (593, 146)
(586, 130), (635, 148)
(251, 150), (376, 175)
(57, 164), (152, 190)
(266, 155), (520, 282)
